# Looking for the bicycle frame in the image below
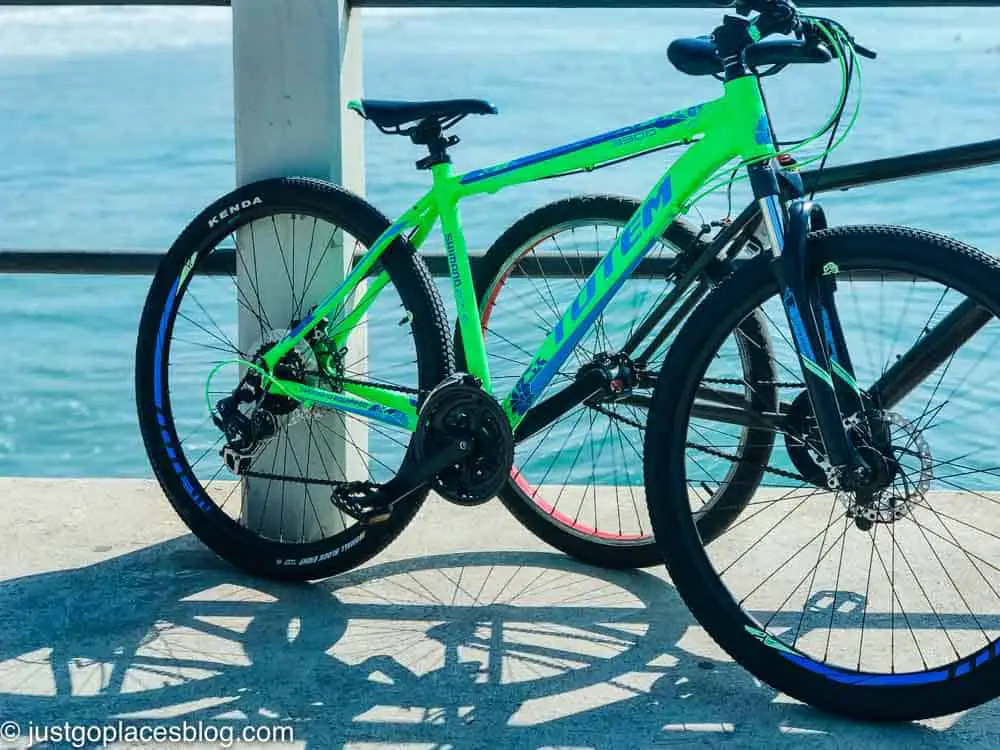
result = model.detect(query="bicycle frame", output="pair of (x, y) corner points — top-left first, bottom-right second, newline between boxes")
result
(258, 75), (777, 432)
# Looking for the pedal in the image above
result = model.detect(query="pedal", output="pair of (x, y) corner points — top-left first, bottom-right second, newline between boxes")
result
(363, 510), (394, 525)
(331, 481), (397, 525)
(221, 441), (267, 475)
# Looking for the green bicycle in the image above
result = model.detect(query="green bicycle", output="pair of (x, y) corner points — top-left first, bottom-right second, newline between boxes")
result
(136, 16), (795, 575)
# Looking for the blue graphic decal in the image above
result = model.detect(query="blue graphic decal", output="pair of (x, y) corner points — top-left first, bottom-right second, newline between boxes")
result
(511, 358), (549, 416)
(820, 307), (842, 367)
(461, 107), (701, 185)
(366, 403), (410, 429)
(783, 288), (816, 361)
(511, 238), (657, 415)
(754, 114), (772, 146)
(508, 175), (674, 415)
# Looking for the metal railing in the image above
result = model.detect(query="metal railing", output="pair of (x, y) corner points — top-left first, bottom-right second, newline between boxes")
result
(3, 136), (1000, 278)
(2, 1), (999, 6)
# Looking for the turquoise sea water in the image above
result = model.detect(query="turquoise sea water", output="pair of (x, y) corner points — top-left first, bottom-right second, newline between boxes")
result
(1, 5), (1000, 478)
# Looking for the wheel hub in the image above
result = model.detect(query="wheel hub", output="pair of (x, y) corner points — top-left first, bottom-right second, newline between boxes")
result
(577, 352), (645, 403)
(214, 327), (320, 474)
(841, 411), (933, 528)
(782, 395), (933, 527)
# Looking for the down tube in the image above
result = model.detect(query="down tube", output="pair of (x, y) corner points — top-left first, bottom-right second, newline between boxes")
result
(502, 137), (732, 426)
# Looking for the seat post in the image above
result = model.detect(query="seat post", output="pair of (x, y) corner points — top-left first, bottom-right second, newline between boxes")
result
(411, 117), (459, 171)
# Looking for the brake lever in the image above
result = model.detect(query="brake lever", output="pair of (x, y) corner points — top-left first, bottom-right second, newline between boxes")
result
(853, 41), (878, 60)
(800, 17), (878, 61)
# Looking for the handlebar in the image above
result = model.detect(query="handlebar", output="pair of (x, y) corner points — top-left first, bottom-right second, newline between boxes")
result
(712, 0), (876, 72)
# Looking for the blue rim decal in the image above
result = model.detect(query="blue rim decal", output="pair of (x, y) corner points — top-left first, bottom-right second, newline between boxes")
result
(751, 624), (999, 685)
(152, 273), (212, 512)
(154, 278), (181, 409)
(780, 651), (950, 686)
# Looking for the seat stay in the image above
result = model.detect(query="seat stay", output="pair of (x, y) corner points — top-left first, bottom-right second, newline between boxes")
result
(260, 192), (438, 372)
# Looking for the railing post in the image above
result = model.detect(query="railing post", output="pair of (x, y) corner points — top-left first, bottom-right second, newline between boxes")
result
(232, 0), (365, 540)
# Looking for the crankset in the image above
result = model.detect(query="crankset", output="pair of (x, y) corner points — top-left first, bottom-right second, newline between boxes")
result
(330, 374), (514, 524)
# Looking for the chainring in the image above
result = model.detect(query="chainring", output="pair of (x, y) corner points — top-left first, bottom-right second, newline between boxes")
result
(414, 375), (514, 506)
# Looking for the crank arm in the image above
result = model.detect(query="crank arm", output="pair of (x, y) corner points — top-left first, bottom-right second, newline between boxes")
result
(361, 437), (473, 523)
(513, 367), (606, 443)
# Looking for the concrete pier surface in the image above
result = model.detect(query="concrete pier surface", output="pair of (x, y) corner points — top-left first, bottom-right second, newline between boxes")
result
(1, 478), (998, 749)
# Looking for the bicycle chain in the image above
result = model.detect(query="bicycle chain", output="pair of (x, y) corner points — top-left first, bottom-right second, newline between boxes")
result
(242, 469), (348, 487)
(588, 397), (808, 483)
(703, 377), (804, 389)
(687, 441), (807, 482)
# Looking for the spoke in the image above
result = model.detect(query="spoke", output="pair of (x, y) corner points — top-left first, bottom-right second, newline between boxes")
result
(294, 216), (320, 317)
(737, 508), (848, 605)
(299, 229), (347, 307)
(789, 488), (844, 646)
(722, 486), (828, 577)
(186, 289), (238, 354)
(822, 513), (852, 662)
(856, 521), (881, 670)
(869, 524), (925, 672)
(176, 310), (241, 357)
(906, 504), (992, 644)
(534, 409), (589, 517)
(764, 516), (851, 641)
(246, 223), (271, 339)
(884, 517), (962, 662)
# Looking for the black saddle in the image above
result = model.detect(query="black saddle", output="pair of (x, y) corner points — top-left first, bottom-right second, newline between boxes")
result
(349, 98), (498, 131)
(668, 36), (832, 77)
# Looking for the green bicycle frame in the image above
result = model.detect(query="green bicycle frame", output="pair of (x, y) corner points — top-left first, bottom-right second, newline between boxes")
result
(259, 75), (777, 432)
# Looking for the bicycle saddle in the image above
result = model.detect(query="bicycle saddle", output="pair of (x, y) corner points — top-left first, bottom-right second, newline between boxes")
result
(349, 99), (499, 130)
(668, 36), (832, 77)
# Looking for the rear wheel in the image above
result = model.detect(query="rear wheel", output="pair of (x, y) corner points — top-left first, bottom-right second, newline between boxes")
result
(471, 195), (776, 569)
(136, 177), (451, 581)
(646, 225), (1000, 719)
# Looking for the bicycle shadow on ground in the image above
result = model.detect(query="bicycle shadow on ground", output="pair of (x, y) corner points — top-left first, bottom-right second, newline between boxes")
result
(0, 536), (996, 748)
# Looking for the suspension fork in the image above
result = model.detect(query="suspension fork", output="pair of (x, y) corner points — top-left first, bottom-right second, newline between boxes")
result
(752, 164), (866, 484)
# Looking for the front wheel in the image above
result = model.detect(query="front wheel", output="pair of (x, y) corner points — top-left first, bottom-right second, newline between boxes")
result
(136, 177), (452, 581)
(646, 225), (1000, 720)
(471, 195), (776, 569)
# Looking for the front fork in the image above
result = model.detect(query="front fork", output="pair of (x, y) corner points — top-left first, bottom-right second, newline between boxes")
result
(754, 166), (871, 487)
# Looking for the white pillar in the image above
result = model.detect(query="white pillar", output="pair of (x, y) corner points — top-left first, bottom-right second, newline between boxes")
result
(232, 0), (365, 541)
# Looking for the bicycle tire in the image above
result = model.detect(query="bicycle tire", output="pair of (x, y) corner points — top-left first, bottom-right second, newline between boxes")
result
(645, 225), (1000, 720)
(468, 195), (776, 569)
(136, 177), (452, 581)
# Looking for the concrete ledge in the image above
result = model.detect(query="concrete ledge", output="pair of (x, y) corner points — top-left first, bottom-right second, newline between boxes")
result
(0, 478), (997, 748)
